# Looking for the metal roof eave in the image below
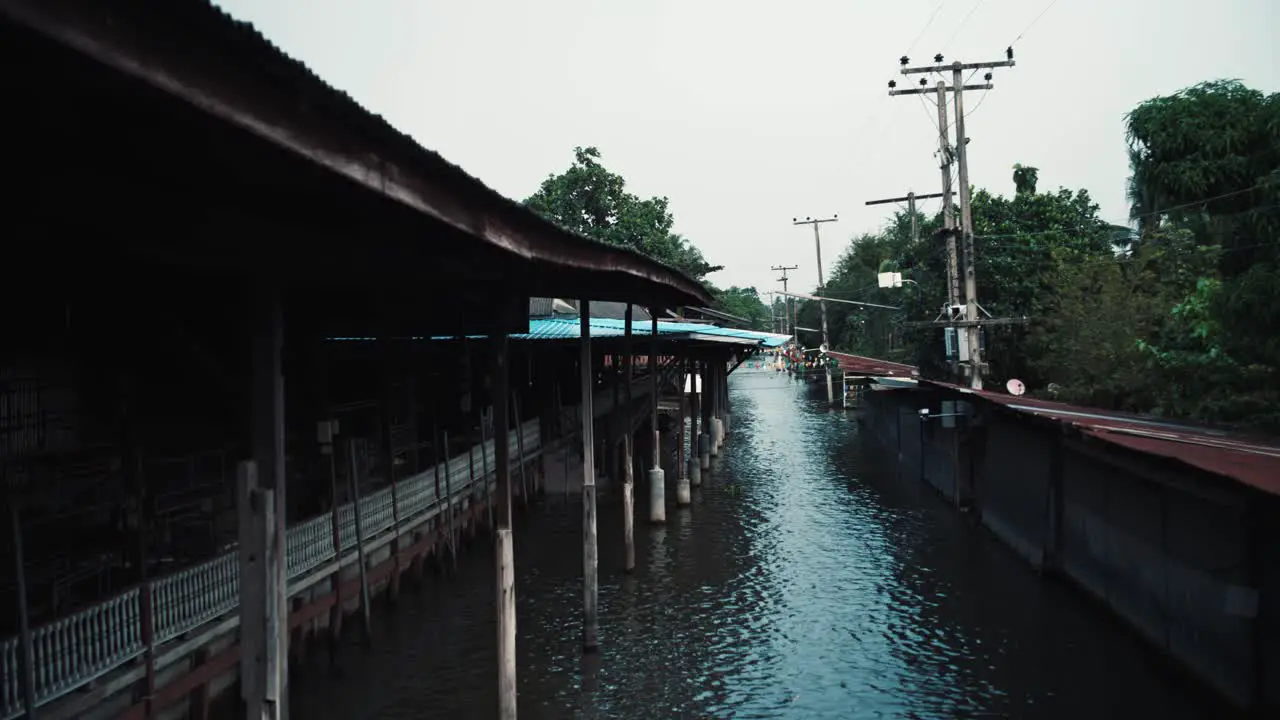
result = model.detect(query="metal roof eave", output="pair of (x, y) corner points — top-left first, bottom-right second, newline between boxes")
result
(3, 0), (712, 307)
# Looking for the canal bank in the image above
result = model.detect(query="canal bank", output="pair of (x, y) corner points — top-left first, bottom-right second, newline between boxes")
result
(286, 368), (1235, 719)
(859, 380), (1278, 714)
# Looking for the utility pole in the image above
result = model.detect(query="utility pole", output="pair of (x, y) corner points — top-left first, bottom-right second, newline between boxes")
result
(865, 191), (945, 244)
(889, 51), (1016, 390)
(791, 216), (838, 405)
(771, 264), (798, 342)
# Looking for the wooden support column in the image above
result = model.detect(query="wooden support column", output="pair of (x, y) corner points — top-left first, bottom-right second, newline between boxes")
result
(346, 439), (373, 645)
(513, 394), (529, 507)
(580, 302), (600, 651)
(377, 341), (402, 603)
(480, 404), (493, 532)
(648, 311), (666, 523)
(247, 290), (287, 719)
(621, 304), (636, 572)
(699, 359), (712, 470)
(675, 354), (691, 505)
(441, 429), (457, 568)
(319, 417), (343, 655)
(711, 357), (723, 456)
(688, 358), (701, 488)
(490, 330), (517, 720)
(238, 460), (281, 720)
(308, 338), (345, 659)
(9, 503), (37, 719)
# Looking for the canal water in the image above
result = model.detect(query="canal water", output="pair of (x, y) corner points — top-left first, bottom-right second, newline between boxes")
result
(290, 368), (1233, 719)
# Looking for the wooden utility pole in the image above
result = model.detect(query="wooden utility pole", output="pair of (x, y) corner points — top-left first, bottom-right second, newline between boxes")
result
(935, 81), (961, 313)
(890, 53), (1016, 389)
(865, 191), (945, 244)
(791, 217), (838, 404)
(771, 265), (798, 341)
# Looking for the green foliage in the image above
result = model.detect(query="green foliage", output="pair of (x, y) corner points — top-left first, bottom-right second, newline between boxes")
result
(1124, 79), (1280, 429)
(524, 147), (723, 281)
(711, 286), (772, 331)
(1012, 164), (1039, 195)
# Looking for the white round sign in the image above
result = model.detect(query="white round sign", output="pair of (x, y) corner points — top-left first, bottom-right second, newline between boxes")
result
(1006, 378), (1026, 396)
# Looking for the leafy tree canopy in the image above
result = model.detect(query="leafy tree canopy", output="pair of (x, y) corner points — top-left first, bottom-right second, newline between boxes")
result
(710, 286), (772, 332)
(524, 147), (723, 282)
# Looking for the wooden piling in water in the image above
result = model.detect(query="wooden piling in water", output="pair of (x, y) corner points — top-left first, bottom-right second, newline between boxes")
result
(237, 460), (282, 719)
(346, 439), (373, 646)
(622, 304), (636, 572)
(490, 331), (517, 720)
(648, 312), (666, 523)
(688, 358), (701, 488)
(580, 302), (600, 651)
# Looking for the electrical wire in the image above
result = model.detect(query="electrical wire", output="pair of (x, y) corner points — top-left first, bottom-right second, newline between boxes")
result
(940, 0), (988, 54)
(904, 1), (949, 58)
(1009, 0), (1062, 47)
(972, 188), (1274, 240)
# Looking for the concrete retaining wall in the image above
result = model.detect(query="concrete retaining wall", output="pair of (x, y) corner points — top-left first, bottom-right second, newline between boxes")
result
(861, 387), (1274, 712)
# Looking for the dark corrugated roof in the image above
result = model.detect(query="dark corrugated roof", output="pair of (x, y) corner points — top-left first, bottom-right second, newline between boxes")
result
(5, 0), (712, 306)
(922, 379), (1280, 497)
(826, 351), (920, 378)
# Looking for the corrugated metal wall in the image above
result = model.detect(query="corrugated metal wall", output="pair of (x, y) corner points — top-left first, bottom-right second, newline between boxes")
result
(864, 386), (1271, 710)
(976, 417), (1052, 567)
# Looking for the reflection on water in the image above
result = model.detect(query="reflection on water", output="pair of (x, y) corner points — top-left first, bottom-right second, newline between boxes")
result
(290, 369), (1233, 719)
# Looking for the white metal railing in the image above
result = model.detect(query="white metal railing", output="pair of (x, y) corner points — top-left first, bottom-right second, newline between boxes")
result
(0, 419), (540, 720)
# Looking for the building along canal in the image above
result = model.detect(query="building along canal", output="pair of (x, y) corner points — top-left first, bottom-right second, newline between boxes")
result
(287, 366), (1235, 719)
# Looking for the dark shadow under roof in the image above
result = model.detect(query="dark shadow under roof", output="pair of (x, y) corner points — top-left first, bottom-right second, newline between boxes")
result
(2, 0), (712, 308)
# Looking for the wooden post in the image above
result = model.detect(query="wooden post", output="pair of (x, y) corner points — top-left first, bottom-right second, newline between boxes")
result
(377, 351), (402, 603)
(321, 419), (344, 656)
(10, 503), (37, 719)
(699, 360), (712, 471)
(249, 288), (288, 718)
(647, 312), (666, 523)
(675, 368), (691, 505)
(140, 578), (156, 718)
(480, 405), (493, 532)
(442, 429), (457, 568)
(710, 359), (722, 456)
(513, 394), (529, 507)
(580, 301), (599, 651)
(238, 460), (281, 720)
(688, 359), (701, 487)
(621, 304), (636, 572)
(491, 332), (517, 720)
(346, 440), (372, 645)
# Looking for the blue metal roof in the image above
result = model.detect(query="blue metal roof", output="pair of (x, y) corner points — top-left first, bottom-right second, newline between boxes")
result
(343, 317), (794, 348)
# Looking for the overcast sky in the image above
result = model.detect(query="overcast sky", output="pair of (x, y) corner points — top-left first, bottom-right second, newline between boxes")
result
(215, 0), (1276, 296)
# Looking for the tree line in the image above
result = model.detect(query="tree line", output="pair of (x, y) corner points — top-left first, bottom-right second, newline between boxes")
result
(795, 79), (1278, 431)
(523, 79), (1278, 431)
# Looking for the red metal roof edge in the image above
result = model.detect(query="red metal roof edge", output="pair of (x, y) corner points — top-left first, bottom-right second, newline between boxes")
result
(826, 351), (920, 378)
(918, 378), (1280, 496)
(4, 0), (712, 307)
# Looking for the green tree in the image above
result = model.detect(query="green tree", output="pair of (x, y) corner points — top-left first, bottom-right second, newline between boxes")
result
(1125, 79), (1280, 429)
(524, 147), (723, 281)
(1032, 229), (1214, 411)
(711, 286), (771, 331)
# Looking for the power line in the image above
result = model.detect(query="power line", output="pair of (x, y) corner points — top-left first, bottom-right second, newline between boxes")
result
(904, 0), (949, 58)
(1010, 0), (1062, 46)
(972, 188), (1276, 239)
(940, 0), (988, 55)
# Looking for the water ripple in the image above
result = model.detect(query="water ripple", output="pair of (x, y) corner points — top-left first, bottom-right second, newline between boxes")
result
(288, 369), (1235, 720)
